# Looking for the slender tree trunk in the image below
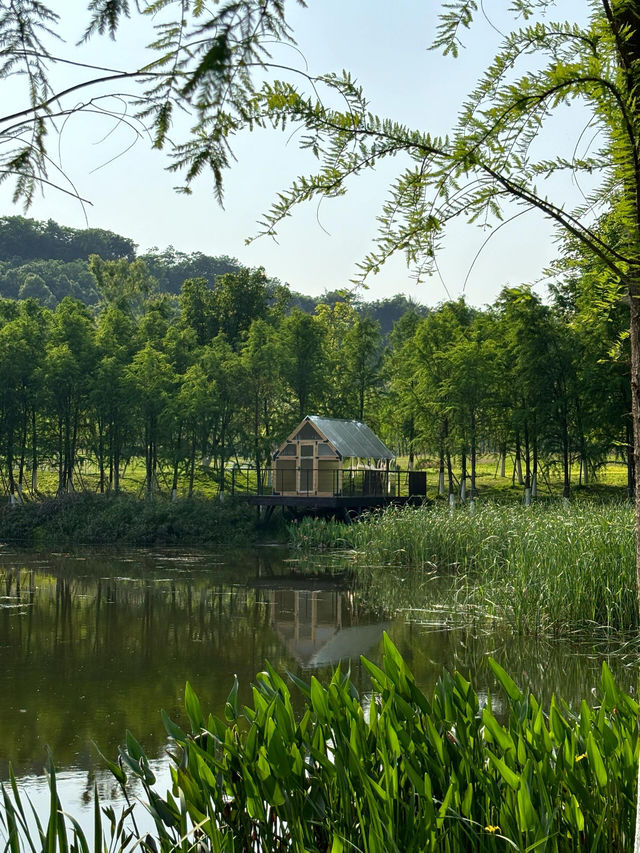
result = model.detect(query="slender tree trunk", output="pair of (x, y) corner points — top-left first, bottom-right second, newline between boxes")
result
(31, 409), (37, 494)
(189, 433), (196, 498)
(580, 431), (589, 487)
(444, 417), (454, 500)
(108, 427), (114, 492)
(438, 444), (445, 496)
(460, 449), (467, 502)
(513, 434), (524, 486)
(524, 419), (531, 506)
(69, 409), (79, 492)
(532, 433), (538, 499)
(17, 405), (27, 503)
(470, 410), (477, 498)
(98, 421), (105, 494)
(114, 424), (120, 494)
(57, 414), (64, 494)
(172, 424), (182, 501)
(7, 428), (16, 504)
(219, 423), (226, 496)
(500, 442), (506, 478)
(561, 406), (570, 500)
(628, 419), (635, 500)
(254, 398), (261, 493)
(628, 278), (640, 853)
(523, 420), (531, 490)
(145, 422), (152, 498)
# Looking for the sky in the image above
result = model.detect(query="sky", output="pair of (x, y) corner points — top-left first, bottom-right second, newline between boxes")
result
(1, 0), (592, 308)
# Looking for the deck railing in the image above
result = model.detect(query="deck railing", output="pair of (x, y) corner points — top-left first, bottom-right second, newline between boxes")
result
(224, 466), (428, 499)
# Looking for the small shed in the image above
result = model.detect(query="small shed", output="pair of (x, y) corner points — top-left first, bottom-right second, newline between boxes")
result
(272, 415), (394, 497)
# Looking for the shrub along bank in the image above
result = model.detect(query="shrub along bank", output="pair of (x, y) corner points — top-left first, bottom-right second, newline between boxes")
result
(0, 492), (266, 546)
(2, 635), (637, 851)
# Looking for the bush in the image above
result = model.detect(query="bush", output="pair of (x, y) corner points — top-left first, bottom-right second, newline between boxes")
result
(0, 492), (261, 546)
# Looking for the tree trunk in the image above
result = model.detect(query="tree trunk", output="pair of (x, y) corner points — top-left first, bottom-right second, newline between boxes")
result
(628, 419), (635, 500)
(98, 420), (105, 494)
(561, 406), (570, 500)
(189, 434), (196, 498)
(171, 424), (182, 501)
(18, 405), (27, 502)
(513, 435), (524, 486)
(628, 279), (640, 853)
(113, 423), (120, 494)
(470, 410), (477, 498)
(31, 409), (37, 494)
(444, 418), (454, 499)
(460, 449), (467, 502)
(219, 423), (226, 497)
(145, 422), (152, 498)
(6, 427), (16, 504)
(254, 399), (262, 493)
(523, 419), (531, 491)
(57, 415), (64, 494)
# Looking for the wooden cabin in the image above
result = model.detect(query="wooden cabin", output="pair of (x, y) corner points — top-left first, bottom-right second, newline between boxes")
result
(272, 415), (395, 497)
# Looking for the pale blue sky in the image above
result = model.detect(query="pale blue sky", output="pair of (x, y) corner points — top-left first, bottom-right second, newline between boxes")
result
(1, 0), (592, 307)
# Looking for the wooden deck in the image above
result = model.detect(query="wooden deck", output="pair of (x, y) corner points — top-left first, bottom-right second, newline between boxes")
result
(247, 493), (425, 521)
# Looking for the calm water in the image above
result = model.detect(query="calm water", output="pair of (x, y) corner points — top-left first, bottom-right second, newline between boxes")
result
(0, 545), (638, 823)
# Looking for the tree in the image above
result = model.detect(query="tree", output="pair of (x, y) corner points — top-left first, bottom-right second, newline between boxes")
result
(240, 319), (283, 489)
(127, 343), (175, 496)
(90, 256), (157, 319)
(45, 298), (96, 493)
(9, 2), (640, 839)
(280, 308), (327, 420)
(1, 1), (297, 205)
(342, 316), (382, 424)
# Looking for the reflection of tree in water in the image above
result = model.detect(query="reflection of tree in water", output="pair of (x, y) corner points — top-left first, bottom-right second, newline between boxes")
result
(2, 547), (635, 785)
(0, 549), (367, 776)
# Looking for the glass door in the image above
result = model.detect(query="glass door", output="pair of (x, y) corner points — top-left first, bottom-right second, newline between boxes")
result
(298, 444), (315, 493)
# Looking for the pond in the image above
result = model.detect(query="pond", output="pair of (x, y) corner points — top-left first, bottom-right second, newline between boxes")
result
(0, 545), (637, 828)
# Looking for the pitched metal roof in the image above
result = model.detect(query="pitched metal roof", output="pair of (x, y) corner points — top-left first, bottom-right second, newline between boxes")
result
(308, 416), (394, 460)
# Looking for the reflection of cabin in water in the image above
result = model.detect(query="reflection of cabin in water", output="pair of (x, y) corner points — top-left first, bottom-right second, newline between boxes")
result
(265, 586), (388, 668)
(272, 415), (394, 497)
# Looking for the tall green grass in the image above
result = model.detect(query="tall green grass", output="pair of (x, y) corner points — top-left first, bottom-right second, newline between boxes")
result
(290, 502), (638, 634)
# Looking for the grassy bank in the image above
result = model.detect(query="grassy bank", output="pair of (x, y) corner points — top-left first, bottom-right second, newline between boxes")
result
(2, 635), (637, 852)
(0, 492), (272, 547)
(290, 502), (638, 634)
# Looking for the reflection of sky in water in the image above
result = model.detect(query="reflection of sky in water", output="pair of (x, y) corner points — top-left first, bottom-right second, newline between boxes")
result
(0, 545), (638, 833)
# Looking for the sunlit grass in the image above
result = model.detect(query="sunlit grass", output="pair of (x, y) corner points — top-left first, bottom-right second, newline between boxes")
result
(291, 501), (638, 635)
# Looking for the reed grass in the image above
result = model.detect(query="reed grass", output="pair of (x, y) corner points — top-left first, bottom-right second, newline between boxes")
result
(289, 502), (638, 634)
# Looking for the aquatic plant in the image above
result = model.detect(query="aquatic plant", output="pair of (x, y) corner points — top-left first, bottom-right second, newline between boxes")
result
(2, 636), (636, 851)
(290, 503), (638, 634)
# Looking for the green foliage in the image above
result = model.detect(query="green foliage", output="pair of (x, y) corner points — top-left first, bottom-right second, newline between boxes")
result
(289, 515), (350, 550)
(4, 638), (637, 851)
(290, 502), (639, 634)
(0, 492), (259, 546)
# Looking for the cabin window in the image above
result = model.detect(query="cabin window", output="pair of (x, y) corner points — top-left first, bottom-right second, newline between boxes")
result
(300, 445), (314, 457)
(280, 443), (296, 456)
(317, 443), (336, 457)
(294, 422), (321, 441)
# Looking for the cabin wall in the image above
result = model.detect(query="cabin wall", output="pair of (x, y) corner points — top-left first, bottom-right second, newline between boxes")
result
(317, 460), (341, 493)
(273, 436), (341, 496)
